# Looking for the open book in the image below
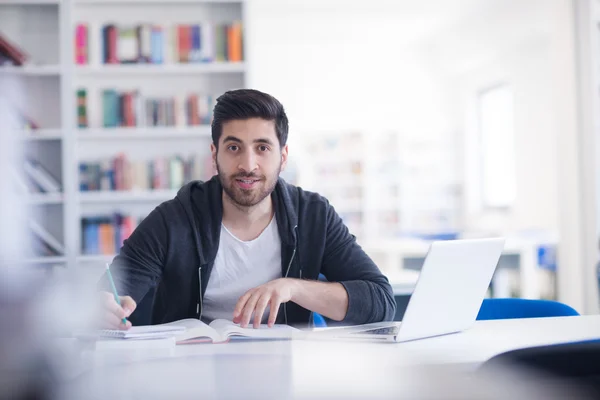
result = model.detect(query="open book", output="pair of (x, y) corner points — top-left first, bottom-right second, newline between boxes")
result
(162, 318), (305, 344)
(94, 319), (304, 344)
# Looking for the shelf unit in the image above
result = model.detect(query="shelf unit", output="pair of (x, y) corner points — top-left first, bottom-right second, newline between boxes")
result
(300, 130), (462, 242)
(1, 0), (68, 268)
(3, 0), (246, 271)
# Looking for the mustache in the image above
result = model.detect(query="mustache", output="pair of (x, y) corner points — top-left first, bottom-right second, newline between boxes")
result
(232, 173), (264, 180)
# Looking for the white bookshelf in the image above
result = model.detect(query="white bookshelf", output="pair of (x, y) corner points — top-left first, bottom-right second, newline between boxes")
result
(3, 0), (246, 269)
(71, 0), (246, 265)
(1, 0), (67, 267)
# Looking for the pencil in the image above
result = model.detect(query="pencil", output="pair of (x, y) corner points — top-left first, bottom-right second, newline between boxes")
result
(106, 263), (128, 325)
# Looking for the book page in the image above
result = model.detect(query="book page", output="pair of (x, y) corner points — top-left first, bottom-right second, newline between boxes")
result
(209, 319), (304, 340)
(158, 319), (221, 343)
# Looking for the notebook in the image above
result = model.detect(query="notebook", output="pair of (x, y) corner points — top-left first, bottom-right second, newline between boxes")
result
(98, 324), (186, 340)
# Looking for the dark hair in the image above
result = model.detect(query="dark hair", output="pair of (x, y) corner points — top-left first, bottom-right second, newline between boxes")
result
(211, 89), (289, 148)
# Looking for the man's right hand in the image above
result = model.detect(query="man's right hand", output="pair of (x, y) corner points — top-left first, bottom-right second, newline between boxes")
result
(101, 291), (136, 330)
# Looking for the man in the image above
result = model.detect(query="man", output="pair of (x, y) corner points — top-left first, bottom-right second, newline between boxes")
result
(100, 89), (396, 330)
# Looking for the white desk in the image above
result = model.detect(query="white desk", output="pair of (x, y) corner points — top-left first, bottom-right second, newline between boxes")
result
(62, 315), (600, 399)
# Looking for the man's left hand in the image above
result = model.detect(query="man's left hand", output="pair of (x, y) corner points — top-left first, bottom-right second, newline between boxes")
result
(233, 278), (297, 328)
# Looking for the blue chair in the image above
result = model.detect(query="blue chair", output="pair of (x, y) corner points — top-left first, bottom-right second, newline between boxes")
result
(313, 312), (327, 327)
(477, 298), (579, 321)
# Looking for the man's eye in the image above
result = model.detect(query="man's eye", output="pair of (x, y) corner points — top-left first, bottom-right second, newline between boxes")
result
(259, 145), (269, 152)
(228, 145), (239, 151)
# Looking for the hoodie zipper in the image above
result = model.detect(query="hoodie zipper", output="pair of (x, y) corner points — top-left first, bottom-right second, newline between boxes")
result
(283, 225), (298, 325)
(197, 266), (203, 319)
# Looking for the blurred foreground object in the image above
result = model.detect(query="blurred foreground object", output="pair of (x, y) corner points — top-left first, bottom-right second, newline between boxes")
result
(0, 73), (56, 400)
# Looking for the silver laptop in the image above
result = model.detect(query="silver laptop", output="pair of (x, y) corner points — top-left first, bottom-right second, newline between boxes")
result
(317, 238), (505, 342)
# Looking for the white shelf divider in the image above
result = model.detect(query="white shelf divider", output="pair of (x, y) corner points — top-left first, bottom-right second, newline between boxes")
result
(75, 0), (242, 4)
(24, 193), (64, 205)
(18, 256), (67, 265)
(20, 129), (63, 141)
(79, 189), (178, 203)
(0, 0), (60, 5)
(76, 254), (116, 264)
(0, 64), (62, 76)
(77, 126), (211, 140)
(75, 63), (245, 75)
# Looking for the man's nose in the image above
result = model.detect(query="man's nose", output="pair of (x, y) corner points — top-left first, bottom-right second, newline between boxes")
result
(238, 152), (258, 172)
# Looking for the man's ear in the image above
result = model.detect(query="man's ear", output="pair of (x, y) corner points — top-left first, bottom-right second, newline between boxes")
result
(210, 143), (217, 171)
(280, 145), (289, 172)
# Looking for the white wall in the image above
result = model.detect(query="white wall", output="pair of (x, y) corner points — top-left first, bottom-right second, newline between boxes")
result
(245, 0), (561, 235)
(450, 40), (559, 234)
(244, 0), (461, 147)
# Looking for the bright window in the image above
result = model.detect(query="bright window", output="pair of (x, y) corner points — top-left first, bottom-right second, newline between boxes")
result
(478, 84), (516, 208)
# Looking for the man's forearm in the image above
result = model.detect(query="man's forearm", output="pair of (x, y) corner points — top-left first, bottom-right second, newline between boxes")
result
(290, 279), (349, 321)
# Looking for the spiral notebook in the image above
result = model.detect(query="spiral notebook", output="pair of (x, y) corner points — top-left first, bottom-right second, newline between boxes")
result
(98, 325), (186, 340)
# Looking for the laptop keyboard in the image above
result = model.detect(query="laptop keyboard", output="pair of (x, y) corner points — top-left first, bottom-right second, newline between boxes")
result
(353, 325), (400, 335)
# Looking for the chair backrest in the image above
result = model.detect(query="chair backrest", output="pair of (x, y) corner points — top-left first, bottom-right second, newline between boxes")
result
(477, 298), (579, 321)
(313, 312), (327, 327)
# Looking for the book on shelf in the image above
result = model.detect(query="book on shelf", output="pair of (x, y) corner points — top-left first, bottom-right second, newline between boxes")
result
(11, 166), (41, 194)
(81, 213), (138, 256)
(28, 219), (65, 256)
(76, 89), (88, 128)
(75, 21), (243, 66)
(22, 159), (61, 193)
(0, 33), (28, 66)
(79, 152), (212, 192)
(77, 88), (214, 129)
(75, 23), (88, 65)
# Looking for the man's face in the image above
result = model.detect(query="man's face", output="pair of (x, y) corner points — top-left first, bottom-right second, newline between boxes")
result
(212, 118), (288, 208)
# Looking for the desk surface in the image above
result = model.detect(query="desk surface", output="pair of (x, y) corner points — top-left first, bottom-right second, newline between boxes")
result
(63, 315), (600, 399)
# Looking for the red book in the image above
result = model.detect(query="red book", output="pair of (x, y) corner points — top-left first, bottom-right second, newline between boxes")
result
(108, 26), (118, 64)
(0, 33), (28, 65)
(177, 25), (190, 63)
(75, 24), (88, 64)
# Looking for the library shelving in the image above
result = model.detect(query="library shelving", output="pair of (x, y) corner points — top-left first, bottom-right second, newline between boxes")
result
(300, 130), (461, 243)
(1, 0), (246, 273)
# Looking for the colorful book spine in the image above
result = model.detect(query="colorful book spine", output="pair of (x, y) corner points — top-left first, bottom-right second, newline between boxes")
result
(78, 153), (213, 192)
(89, 21), (242, 65)
(81, 214), (139, 255)
(77, 89), (88, 128)
(75, 23), (88, 65)
(89, 89), (214, 128)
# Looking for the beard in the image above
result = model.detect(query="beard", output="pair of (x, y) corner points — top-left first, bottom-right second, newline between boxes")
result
(217, 162), (281, 208)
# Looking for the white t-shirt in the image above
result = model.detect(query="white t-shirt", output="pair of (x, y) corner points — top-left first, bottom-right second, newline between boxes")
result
(201, 215), (282, 323)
